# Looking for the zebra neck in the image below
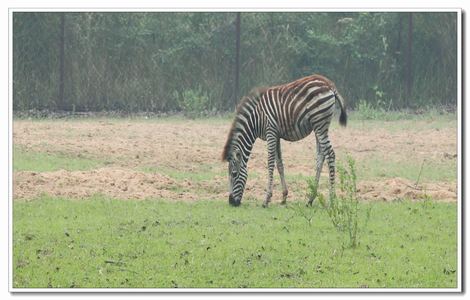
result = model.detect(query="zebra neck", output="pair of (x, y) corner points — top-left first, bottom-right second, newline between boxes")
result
(231, 116), (257, 159)
(228, 93), (263, 159)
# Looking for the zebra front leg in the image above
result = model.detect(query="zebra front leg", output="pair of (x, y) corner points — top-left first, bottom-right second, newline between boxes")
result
(308, 135), (325, 206)
(275, 139), (288, 205)
(263, 133), (277, 208)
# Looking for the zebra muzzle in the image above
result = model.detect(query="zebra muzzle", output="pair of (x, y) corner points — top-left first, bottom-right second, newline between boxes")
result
(228, 194), (241, 207)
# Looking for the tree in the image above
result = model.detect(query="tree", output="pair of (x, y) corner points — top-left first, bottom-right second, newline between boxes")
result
(12, 12), (457, 113)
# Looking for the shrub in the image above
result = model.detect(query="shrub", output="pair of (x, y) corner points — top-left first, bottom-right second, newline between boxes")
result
(329, 156), (360, 248)
(356, 99), (383, 120)
(177, 87), (210, 118)
(306, 155), (372, 249)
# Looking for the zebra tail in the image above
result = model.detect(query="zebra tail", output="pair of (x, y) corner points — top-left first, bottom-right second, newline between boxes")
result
(334, 90), (347, 127)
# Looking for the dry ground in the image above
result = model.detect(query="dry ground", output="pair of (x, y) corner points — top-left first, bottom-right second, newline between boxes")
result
(13, 116), (458, 203)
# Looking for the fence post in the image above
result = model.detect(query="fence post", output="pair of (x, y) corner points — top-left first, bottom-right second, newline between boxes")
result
(405, 12), (413, 107)
(58, 13), (66, 110)
(234, 12), (241, 109)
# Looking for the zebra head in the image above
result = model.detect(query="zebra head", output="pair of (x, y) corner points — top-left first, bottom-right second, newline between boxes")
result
(227, 146), (248, 206)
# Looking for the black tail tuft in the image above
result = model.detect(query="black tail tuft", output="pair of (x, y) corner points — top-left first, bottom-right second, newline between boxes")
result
(339, 109), (347, 127)
(334, 90), (347, 127)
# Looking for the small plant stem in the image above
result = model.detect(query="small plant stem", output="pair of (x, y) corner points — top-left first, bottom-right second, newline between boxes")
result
(415, 159), (425, 188)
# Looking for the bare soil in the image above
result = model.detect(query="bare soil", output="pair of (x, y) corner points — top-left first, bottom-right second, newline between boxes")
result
(13, 118), (458, 203)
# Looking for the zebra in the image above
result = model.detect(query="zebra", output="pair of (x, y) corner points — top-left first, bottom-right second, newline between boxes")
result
(222, 74), (347, 207)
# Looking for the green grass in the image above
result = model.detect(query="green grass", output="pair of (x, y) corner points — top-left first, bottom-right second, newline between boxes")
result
(350, 105), (456, 122)
(284, 154), (456, 184)
(14, 113), (234, 125)
(13, 195), (457, 289)
(13, 146), (102, 172)
(337, 110), (457, 132)
(16, 109), (456, 132)
(357, 155), (457, 183)
(12, 114), (458, 289)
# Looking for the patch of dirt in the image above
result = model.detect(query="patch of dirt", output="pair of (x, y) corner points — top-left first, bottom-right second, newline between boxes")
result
(14, 168), (197, 201)
(13, 169), (456, 203)
(13, 119), (458, 203)
(358, 178), (457, 202)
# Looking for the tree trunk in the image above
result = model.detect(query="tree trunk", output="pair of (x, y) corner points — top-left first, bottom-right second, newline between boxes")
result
(234, 12), (241, 109)
(59, 13), (66, 110)
(396, 14), (403, 55)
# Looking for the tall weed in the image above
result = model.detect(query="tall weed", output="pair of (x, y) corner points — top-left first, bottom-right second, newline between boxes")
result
(306, 155), (372, 249)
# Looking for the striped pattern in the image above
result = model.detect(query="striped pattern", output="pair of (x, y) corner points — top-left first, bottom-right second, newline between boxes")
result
(223, 74), (347, 207)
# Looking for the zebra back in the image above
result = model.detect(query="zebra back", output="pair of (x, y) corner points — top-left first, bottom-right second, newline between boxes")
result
(222, 74), (347, 160)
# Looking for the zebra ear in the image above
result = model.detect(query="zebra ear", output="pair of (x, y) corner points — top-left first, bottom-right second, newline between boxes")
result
(234, 148), (242, 162)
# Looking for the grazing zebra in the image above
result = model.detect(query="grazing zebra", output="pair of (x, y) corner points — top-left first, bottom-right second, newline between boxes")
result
(222, 74), (347, 207)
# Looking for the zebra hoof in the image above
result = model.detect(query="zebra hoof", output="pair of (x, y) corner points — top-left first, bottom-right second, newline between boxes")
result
(281, 191), (288, 204)
(262, 202), (269, 208)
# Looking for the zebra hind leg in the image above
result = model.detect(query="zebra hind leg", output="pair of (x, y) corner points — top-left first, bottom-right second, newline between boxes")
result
(322, 140), (336, 206)
(308, 135), (325, 206)
(275, 139), (288, 205)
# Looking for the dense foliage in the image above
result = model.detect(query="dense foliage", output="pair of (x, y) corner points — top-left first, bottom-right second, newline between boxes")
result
(13, 12), (457, 113)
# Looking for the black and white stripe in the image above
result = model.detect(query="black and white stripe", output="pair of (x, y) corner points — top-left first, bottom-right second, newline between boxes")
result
(222, 74), (347, 207)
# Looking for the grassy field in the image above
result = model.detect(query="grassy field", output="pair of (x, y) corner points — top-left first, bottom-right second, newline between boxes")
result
(13, 196), (457, 289)
(12, 112), (459, 289)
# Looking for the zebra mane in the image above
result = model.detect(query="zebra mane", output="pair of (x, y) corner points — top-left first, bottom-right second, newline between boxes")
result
(221, 88), (266, 161)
